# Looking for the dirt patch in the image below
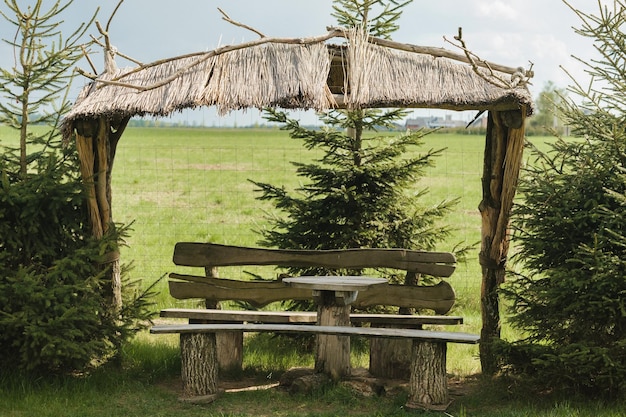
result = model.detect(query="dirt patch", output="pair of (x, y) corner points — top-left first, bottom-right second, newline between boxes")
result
(156, 367), (480, 405)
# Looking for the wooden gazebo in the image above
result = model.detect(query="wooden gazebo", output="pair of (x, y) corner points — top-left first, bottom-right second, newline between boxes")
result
(62, 23), (534, 374)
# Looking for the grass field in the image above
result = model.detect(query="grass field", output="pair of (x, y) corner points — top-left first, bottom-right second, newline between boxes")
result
(111, 127), (487, 303)
(4, 126), (623, 416)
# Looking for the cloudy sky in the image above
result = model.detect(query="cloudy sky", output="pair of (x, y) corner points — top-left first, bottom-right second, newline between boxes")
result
(0, 0), (604, 125)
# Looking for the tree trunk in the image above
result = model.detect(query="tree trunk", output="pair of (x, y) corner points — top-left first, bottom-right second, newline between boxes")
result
(405, 341), (449, 411)
(74, 116), (129, 314)
(315, 291), (351, 379)
(180, 333), (219, 399)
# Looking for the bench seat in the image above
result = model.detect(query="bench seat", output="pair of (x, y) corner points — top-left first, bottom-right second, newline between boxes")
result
(151, 322), (478, 343)
(160, 307), (464, 327)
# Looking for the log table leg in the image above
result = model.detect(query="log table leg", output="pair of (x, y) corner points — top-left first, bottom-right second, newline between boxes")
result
(180, 333), (220, 403)
(405, 340), (450, 411)
(190, 319), (243, 374)
(315, 290), (352, 380)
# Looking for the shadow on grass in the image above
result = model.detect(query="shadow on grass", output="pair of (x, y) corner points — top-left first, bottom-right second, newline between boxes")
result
(1, 336), (625, 417)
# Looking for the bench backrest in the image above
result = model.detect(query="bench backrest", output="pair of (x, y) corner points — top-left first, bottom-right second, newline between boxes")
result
(173, 242), (456, 277)
(168, 242), (457, 314)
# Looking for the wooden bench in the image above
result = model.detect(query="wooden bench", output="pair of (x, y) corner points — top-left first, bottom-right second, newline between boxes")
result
(151, 323), (480, 411)
(164, 242), (467, 379)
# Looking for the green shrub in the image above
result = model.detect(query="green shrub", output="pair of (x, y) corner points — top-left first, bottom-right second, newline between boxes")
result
(0, 151), (153, 375)
(500, 2), (626, 397)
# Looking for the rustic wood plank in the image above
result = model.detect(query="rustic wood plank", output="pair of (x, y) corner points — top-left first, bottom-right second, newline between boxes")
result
(167, 277), (311, 308)
(349, 313), (463, 326)
(167, 277), (456, 314)
(160, 308), (463, 326)
(150, 323), (481, 344)
(173, 242), (456, 277)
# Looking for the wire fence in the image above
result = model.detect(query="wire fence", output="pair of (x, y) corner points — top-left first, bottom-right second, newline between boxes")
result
(111, 128), (486, 301)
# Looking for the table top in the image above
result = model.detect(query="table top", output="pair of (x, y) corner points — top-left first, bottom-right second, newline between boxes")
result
(282, 276), (387, 292)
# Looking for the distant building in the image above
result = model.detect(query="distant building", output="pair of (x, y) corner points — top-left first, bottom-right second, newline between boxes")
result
(405, 113), (486, 130)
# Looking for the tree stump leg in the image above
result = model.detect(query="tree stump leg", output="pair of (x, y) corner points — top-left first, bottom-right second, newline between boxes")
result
(191, 317), (243, 374)
(369, 323), (413, 379)
(315, 293), (351, 380)
(216, 331), (243, 374)
(405, 340), (450, 411)
(180, 333), (219, 402)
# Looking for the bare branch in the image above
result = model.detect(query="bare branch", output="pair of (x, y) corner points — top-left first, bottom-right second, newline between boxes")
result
(320, 25), (532, 77)
(106, 0), (125, 32)
(218, 7), (266, 38)
(89, 35), (143, 66)
(79, 12), (533, 96)
(76, 67), (98, 80)
(443, 27), (533, 89)
(81, 45), (98, 74)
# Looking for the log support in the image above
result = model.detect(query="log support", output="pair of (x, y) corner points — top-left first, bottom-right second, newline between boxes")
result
(180, 333), (219, 401)
(315, 291), (351, 380)
(369, 270), (420, 379)
(202, 266), (244, 374)
(479, 109), (526, 374)
(405, 341), (449, 411)
(73, 116), (129, 313)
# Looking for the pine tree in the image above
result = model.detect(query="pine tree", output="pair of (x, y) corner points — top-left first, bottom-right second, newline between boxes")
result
(0, 0), (93, 177)
(252, 0), (466, 284)
(0, 0), (154, 375)
(501, 0), (626, 397)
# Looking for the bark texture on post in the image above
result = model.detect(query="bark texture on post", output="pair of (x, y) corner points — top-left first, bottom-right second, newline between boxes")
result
(180, 333), (219, 399)
(315, 292), (351, 380)
(479, 109), (526, 375)
(405, 341), (449, 411)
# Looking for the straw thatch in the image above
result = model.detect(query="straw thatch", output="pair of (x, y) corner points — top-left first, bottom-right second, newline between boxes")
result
(66, 42), (333, 120)
(62, 31), (533, 137)
(344, 29), (531, 111)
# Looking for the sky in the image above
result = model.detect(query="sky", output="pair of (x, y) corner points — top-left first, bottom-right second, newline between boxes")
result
(0, 0), (603, 126)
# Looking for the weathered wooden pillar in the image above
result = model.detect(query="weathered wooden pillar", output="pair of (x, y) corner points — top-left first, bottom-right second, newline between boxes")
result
(74, 115), (129, 312)
(202, 266), (243, 374)
(479, 108), (526, 374)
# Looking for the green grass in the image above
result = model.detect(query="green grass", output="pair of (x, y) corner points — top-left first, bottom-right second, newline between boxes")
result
(4, 126), (620, 416)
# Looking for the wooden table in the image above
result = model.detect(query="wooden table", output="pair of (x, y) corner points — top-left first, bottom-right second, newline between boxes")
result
(282, 276), (387, 379)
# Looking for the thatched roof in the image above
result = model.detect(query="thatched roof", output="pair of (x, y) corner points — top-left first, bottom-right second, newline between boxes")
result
(63, 29), (533, 133)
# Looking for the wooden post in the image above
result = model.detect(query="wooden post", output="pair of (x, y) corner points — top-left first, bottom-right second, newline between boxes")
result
(74, 116), (129, 313)
(405, 340), (449, 411)
(479, 109), (526, 374)
(315, 291), (351, 380)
